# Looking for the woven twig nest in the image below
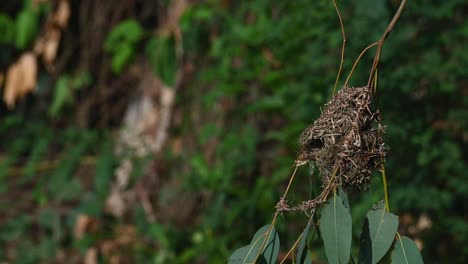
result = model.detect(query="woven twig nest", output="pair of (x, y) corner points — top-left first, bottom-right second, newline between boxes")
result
(297, 86), (386, 189)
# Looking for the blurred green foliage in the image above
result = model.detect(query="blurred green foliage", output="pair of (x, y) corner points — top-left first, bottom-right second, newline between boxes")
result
(105, 19), (144, 73)
(0, 0), (467, 263)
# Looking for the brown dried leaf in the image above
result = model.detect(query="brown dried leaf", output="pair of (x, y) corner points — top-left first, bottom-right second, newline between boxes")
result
(74, 214), (92, 239)
(33, 37), (45, 55)
(54, 0), (71, 28)
(4, 53), (37, 109)
(416, 212), (432, 231)
(43, 28), (61, 65)
(158, 0), (189, 35)
(84, 248), (98, 264)
(105, 189), (127, 217)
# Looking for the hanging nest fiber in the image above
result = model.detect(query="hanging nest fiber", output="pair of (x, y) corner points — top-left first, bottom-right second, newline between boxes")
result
(297, 85), (386, 190)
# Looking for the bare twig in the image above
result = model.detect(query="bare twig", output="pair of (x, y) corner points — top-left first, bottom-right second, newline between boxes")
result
(368, 0), (408, 87)
(344, 42), (378, 86)
(332, 0), (346, 96)
(279, 209), (317, 264)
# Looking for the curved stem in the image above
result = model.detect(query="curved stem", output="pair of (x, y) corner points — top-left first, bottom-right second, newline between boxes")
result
(344, 42), (378, 87)
(279, 233), (303, 264)
(253, 213), (279, 263)
(381, 164), (390, 212)
(279, 209), (317, 264)
(368, 0), (408, 87)
(282, 164), (300, 199)
(332, 0), (346, 95)
(255, 164), (302, 262)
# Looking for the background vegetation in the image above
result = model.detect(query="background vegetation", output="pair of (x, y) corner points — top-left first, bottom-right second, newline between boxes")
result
(0, 0), (466, 263)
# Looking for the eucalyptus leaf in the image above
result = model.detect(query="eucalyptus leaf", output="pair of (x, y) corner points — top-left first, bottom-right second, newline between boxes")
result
(358, 219), (372, 264)
(228, 225), (280, 264)
(391, 236), (424, 264)
(319, 193), (352, 264)
(303, 250), (313, 264)
(296, 215), (314, 263)
(366, 202), (399, 264)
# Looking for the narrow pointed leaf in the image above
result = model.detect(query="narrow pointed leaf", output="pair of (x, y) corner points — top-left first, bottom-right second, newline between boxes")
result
(338, 188), (349, 210)
(319, 193), (352, 264)
(228, 225), (280, 264)
(296, 216), (314, 263)
(303, 250), (313, 264)
(366, 202), (399, 263)
(358, 219), (372, 264)
(391, 236), (424, 264)
(262, 225), (280, 264)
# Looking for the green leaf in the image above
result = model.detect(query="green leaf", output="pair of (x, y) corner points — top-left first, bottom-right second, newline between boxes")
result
(303, 250), (312, 264)
(49, 76), (71, 117)
(364, 202), (399, 264)
(319, 193), (352, 264)
(94, 141), (115, 197)
(22, 136), (50, 179)
(15, 10), (38, 49)
(104, 19), (143, 73)
(228, 225), (280, 264)
(111, 44), (135, 73)
(0, 14), (15, 44)
(296, 216), (314, 263)
(358, 219), (372, 264)
(145, 36), (177, 86)
(104, 19), (143, 52)
(338, 188), (351, 216)
(262, 226), (280, 264)
(71, 71), (92, 90)
(391, 236), (424, 264)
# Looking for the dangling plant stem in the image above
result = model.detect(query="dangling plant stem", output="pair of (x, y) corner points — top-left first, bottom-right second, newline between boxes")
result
(368, 0), (408, 88)
(344, 42), (378, 86)
(253, 164), (302, 263)
(279, 209), (317, 264)
(332, 0), (346, 96)
(283, 164), (300, 199)
(381, 164), (390, 212)
(279, 233), (304, 264)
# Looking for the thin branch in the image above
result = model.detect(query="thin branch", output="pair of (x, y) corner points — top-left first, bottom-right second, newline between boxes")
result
(253, 213), (279, 263)
(279, 233), (303, 264)
(344, 42), (378, 86)
(282, 164), (300, 199)
(381, 163), (390, 212)
(256, 164), (303, 262)
(332, 0), (346, 95)
(368, 0), (408, 87)
(279, 209), (317, 264)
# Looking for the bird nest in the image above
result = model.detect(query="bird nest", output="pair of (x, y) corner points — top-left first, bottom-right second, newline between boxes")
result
(297, 85), (386, 190)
